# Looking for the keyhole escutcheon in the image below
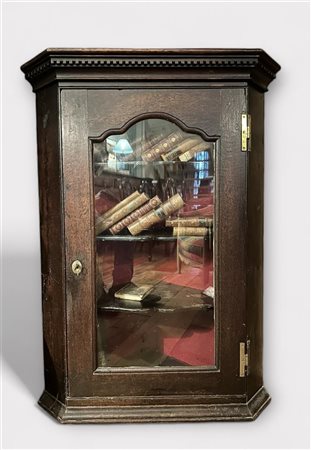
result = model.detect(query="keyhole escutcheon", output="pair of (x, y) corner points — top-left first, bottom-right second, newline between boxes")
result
(71, 260), (82, 276)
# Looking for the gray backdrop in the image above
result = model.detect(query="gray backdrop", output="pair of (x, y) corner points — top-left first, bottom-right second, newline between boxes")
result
(2, 1), (310, 449)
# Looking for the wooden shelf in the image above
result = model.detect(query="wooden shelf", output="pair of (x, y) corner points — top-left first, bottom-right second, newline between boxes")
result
(97, 282), (214, 314)
(96, 161), (211, 167)
(97, 234), (177, 242)
(96, 231), (209, 242)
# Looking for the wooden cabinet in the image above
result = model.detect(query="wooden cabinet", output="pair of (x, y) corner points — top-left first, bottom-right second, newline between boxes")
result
(21, 48), (280, 423)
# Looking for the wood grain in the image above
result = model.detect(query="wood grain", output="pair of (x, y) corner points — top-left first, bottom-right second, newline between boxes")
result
(246, 87), (265, 399)
(36, 85), (67, 402)
(61, 89), (94, 396)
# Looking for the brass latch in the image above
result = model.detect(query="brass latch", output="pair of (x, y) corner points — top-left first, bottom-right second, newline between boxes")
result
(241, 114), (251, 152)
(239, 340), (250, 377)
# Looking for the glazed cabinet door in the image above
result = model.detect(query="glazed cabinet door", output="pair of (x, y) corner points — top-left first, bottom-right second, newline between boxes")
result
(61, 87), (248, 403)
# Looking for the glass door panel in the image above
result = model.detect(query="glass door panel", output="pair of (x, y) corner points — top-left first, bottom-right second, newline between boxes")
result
(92, 118), (216, 368)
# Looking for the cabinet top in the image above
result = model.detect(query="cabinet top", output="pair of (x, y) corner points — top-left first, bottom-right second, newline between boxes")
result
(21, 48), (281, 92)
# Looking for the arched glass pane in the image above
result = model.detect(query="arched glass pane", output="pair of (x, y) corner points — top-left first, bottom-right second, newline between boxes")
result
(93, 118), (216, 368)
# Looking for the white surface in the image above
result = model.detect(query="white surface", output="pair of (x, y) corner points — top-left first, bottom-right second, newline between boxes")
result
(2, 2), (310, 449)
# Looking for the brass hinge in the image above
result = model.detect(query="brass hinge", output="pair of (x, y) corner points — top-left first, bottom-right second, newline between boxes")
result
(241, 113), (251, 152)
(239, 340), (250, 377)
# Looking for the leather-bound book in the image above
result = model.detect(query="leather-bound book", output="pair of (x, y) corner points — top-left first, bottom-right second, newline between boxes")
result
(114, 283), (154, 302)
(173, 227), (207, 236)
(166, 217), (212, 227)
(141, 131), (184, 162)
(96, 191), (139, 221)
(160, 193), (185, 215)
(122, 134), (164, 162)
(109, 195), (161, 235)
(161, 136), (203, 161)
(96, 192), (149, 235)
(128, 193), (184, 235)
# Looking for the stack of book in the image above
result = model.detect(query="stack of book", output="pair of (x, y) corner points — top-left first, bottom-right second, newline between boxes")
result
(95, 191), (185, 236)
(121, 131), (214, 163)
(166, 217), (213, 269)
(128, 193), (184, 236)
(95, 191), (149, 235)
(165, 217), (213, 237)
(109, 195), (162, 235)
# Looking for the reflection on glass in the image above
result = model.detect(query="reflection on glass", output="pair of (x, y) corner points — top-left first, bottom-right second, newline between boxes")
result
(93, 118), (215, 368)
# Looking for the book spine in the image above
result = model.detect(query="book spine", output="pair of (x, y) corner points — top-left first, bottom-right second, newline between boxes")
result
(161, 193), (184, 216)
(109, 196), (161, 235)
(128, 193), (184, 235)
(179, 142), (213, 162)
(127, 210), (160, 235)
(96, 193), (149, 234)
(141, 131), (184, 162)
(122, 134), (164, 162)
(160, 146), (181, 162)
(173, 227), (207, 236)
(161, 136), (203, 161)
(166, 217), (212, 227)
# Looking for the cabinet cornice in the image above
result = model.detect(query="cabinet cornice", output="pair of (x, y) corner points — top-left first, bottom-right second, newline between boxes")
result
(21, 48), (280, 92)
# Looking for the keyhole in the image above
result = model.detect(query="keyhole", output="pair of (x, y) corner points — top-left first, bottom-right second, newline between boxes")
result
(71, 260), (82, 276)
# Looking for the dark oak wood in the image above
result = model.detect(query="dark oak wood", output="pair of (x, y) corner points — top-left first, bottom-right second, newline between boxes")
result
(246, 87), (265, 400)
(36, 85), (67, 403)
(21, 48), (280, 92)
(21, 48), (280, 423)
(38, 386), (270, 423)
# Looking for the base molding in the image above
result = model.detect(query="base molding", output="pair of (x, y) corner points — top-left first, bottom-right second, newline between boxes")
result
(38, 387), (270, 423)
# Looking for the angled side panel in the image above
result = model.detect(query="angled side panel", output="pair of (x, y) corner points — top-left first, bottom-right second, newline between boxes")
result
(36, 85), (67, 402)
(246, 87), (266, 399)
